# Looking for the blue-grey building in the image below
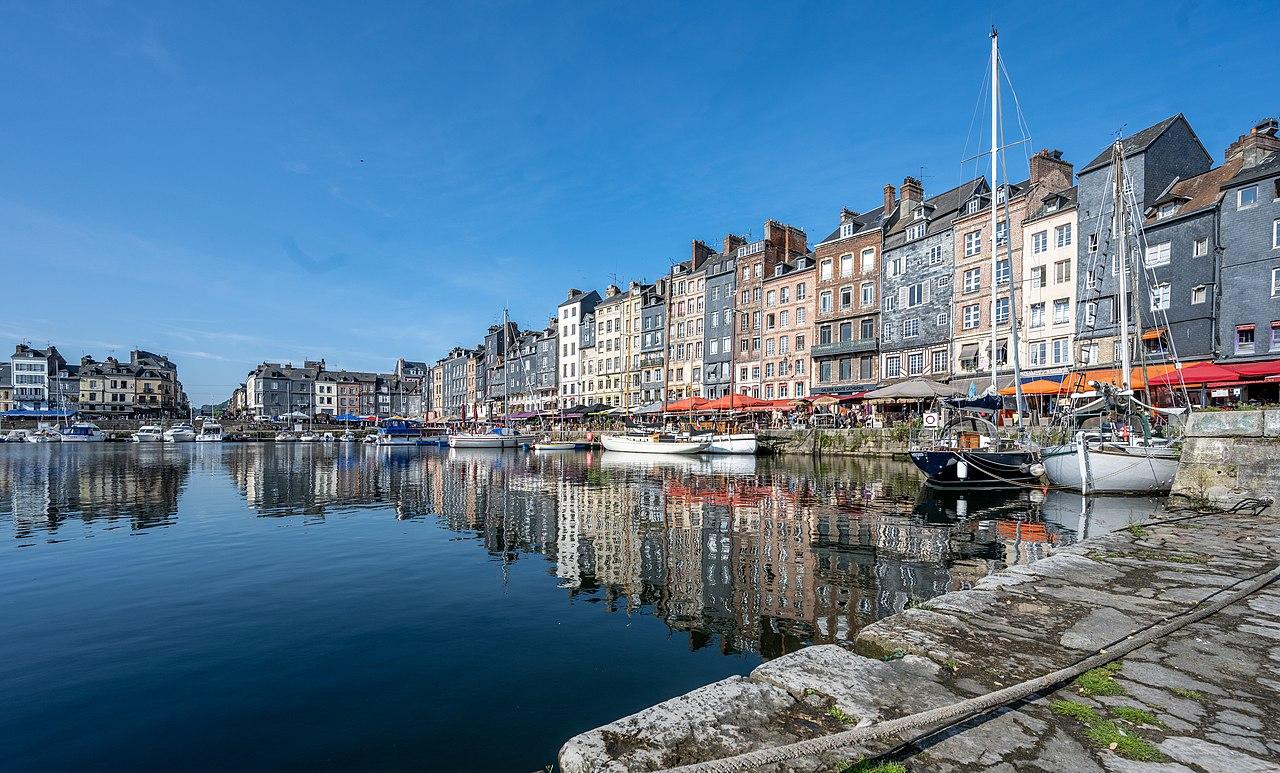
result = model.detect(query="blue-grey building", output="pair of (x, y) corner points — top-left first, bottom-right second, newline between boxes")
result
(703, 248), (737, 399)
(639, 280), (667, 404)
(1218, 119), (1280, 365)
(1074, 114), (1212, 367)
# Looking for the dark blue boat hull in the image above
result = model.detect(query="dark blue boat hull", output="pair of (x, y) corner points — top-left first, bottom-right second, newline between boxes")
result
(908, 450), (1039, 487)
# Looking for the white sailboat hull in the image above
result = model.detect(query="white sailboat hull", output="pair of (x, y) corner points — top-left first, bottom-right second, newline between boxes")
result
(1041, 443), (1179, 494)
(700, 433), (758, 455)
(600, 435), (708, 455)
(448, 434), (535, 448)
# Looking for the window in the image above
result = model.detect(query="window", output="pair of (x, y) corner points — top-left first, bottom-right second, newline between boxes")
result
(796, 334), (805, 350)
(964, 230), (982, 256)
(1150, 283), (1171, 311)
(1274, 268), (1280, 297)
(995, 220), (1008, 246)
(796, 307), (806, 324)
(819, 290), (833, 313)
(839, 321), (853, 342)
(765, 290), (776, 307)
(840, 253), (854, 277)
(1053, 299), (1070, 325)
(1055, 223), (1073, 247)
(1030, 265), (1047, 288)
(1193, 238), (1209, 257)
(840, 222), (855, 239)
(903, 318), (920, 338)
(860, 248), (875, 272)
(1088, 233), (1098, 253)
(796, 282), (807, 299)
(860, 282), (875, 306)
(1029, 341), (1046, 366)
(1239, 185), (1258, 209)
(962, 304), (980, 329)
(1145, 242), (1171, 267)
(995, 297), (1010, 325)
(818, 325), (832, 345)
(1156, 202), (1179, 219)
(884, 356), (901, 378)
(907, 352), (924, 375)
(1272, 321), (1280, 352)
(820, 260), (833, 281)
(907, 282), (926, 307)
(926, 245), (943, 264)
(838, 358), (851, 381)
(1236, 325), (1256, 355)
(883, 293), (897, 312)
(1273, 219), (1280, 249)
(1054, 259), (1071, 283)
(860, 317), (874, 340)
(963, 267), (981, 293)
(819, 361), (832, 383)
(887, 256), (903, 277)
(779, 310), (789, 327)
(1191, 285), (1207, 304)
(840, 286), (853, 309)
(937, 311), (949, 328)
(907, 223), (926, 240)
(995, 258), (1011, 285)
(966, 199), (980, 214)
(1032, 230), (1048, 254)
(1030, 302), (1045, 328)
(932, 349), (948, 373)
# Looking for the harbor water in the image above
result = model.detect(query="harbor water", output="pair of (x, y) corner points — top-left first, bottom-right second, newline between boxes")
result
(0, 444), (1155, 771)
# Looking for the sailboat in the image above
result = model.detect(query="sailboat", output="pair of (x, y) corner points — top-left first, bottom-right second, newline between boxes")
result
(449, 308), (537, 449)
(908, 28), (1041, 487)
(1040, 141), (1187, 494)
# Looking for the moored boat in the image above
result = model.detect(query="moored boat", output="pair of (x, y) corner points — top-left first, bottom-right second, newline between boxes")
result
(695, 432), (758, 455)
(133, 425), (164, 443)
(600, 434), (709, 455)
(59, 422), (106, 442)
(533, 440), (582, 451)
(376, 418), (426, 447)
(1041, 433), (1179, 495)
(164, 423), (197, 443)
(195, 422), (223, 442)
(448, 427), (536, 449)
(274, 431), (298, 442)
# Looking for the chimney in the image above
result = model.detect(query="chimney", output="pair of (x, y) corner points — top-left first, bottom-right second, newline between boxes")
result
(605, 284), (620, 298)
(883, 184), (896, 215)
(840, 207), (859, 223)
(1029, 148), (1073, 190)
(900, 177), (924, 210)
(565, 287), (581, 301)
(691, 239), (716, 269)
(723, 233), (746, 257)
(1226, 118), (1280, 168)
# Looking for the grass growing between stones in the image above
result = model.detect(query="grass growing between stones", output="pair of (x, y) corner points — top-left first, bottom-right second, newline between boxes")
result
(1170, 687), (1204, 701)
(1126, 524), (1149, 539)
(1050, 699), (1167, 762)
(1111, 706), (1167, 728)
(826, 705), (856, 724)
(1075, 662), (1125, 697)
(843, 760), (907, 773)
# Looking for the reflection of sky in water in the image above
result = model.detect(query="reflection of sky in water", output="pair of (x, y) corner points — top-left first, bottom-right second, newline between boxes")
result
(0, 444), (1157, 771)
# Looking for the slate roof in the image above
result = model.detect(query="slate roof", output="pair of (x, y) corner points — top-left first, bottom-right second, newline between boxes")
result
(816, 204), (888, 245)
(1025, 185), (1079, 223)
(886, 177), (985, 238)
(1146, 158), (1243, 225)
(1221, 153), (1280, 190)
(0, 363), (10, 387)
(1080, 114), (1184, 175)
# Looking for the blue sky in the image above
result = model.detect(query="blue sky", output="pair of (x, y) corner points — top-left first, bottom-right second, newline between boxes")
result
(2, 1), (1276, 403)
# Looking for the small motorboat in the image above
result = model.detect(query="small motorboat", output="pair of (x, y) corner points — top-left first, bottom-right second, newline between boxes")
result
(2, 429), (32, 443)
(299, 432), (319, 443)
(59, 422), (107, 442)
(195, 422), (224, 442)
(448, 427), (537, 449)
(164, 423), (197, 443)
(133, 425), (164, 443)
(340, 431), (358, 443)
(600, 434), (709, 455)
(274, 431), (298, 442)
(361, 433), (377, 445)
(533, 440), (581, 451)
(320, 432), (336, 443)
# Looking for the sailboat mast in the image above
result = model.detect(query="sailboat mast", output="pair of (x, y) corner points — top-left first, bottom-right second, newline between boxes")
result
(988, 27), (1000, 393)
(1114, 143), (1133, 390)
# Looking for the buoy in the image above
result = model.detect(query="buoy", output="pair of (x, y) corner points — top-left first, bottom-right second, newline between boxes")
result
(957, 460), (969, 480)
(1029, 463), (1046, 478)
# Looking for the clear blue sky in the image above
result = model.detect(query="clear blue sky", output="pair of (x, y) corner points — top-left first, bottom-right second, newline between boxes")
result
(2, 1), (1276, 403)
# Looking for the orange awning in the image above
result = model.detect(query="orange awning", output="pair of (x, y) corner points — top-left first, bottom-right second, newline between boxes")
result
(1141, 328), (1167, 341)
(1060, 363), (1179, 392)
(664, 397), (710, 412)
(998, 378), (1067, 396)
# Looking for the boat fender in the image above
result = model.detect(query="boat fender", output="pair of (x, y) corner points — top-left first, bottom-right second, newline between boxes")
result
(957, 460), (969, 480)
(1028, 463), (1046, 478)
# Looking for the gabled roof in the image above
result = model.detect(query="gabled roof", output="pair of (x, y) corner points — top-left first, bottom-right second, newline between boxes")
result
(1221, 153), (1280, 190)
(1025, 185), (1078, 223)
(1080, 114), (1188, 175)
(1145, 158), (1243, 225)
(886, 177), (984, 237)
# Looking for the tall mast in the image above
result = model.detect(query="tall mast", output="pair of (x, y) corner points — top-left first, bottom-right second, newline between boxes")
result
(988, 27), (1000, 393)
(1114, 143), (1132, 390)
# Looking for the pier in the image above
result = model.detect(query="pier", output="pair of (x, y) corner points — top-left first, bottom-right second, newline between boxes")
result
(559, 500), (1280, 771)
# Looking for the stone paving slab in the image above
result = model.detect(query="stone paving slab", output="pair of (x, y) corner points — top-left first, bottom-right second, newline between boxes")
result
(559, 509), (1280, 772)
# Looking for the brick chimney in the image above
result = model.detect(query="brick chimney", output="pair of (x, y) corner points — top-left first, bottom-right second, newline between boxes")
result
(722, 234), (746, 257)
(900, 177), (923, 211)
(1029, 148), (1073, 191)
(1226, 119), (1280, 168)
(883, 184), (896, 215)
(565, 287), (581, 301)
(840, 207), (859, 223)
(691, 239), (716, 269)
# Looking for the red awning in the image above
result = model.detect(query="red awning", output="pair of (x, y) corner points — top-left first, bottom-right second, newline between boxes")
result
(699, 393), (773, 411)
(1225, 359), (1280, 378)
(1236, 324), (1256, 331)
(1148, 362), (1243, 386)
(664, 397), (710, 412)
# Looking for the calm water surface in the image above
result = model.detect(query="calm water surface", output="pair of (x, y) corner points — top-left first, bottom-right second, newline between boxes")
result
(0, 444), (1154, 771)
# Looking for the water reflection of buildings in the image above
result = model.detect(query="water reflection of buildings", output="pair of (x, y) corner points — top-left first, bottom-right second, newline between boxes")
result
(2, 445), (1134, 661)
(0, 446), (189, 537)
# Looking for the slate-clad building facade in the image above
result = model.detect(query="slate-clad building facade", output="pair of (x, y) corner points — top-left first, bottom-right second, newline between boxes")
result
(1218, 120), (1280, 363)
(702, 251), (737, 399)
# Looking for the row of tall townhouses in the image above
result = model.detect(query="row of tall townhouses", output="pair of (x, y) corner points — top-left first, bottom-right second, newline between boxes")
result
(417, 113), (1279, 419)
(240, 359), (422, 419)
(1, 344), (188, 417)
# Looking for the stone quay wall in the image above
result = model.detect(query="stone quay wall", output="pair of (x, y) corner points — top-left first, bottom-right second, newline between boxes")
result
(1171, 409), (1280, 506)
(760, 428), (910, 457)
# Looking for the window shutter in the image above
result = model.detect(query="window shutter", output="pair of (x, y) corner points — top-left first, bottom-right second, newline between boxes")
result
(922, 282), (931, 304)
(899, 286), (908, 308)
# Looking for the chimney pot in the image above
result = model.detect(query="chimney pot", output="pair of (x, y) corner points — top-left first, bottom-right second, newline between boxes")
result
(883, 184), (896, 215)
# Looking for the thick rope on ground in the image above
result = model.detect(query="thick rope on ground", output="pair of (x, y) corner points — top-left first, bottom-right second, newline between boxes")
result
(661, 560), (1280, 772)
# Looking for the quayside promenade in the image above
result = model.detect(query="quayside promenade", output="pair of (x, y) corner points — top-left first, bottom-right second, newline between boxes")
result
(560, 505), (1280, 771)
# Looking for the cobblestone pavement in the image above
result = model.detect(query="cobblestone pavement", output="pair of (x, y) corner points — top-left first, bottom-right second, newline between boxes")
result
(559, 509), (1280, 772)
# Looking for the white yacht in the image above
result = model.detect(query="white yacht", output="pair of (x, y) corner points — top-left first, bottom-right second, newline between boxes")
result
(59, 422), (107, 442)
(26, 427), (61, 443)
(3, 429), (32, 443)
(299, 432), (319, 443)
(164, 423), (197, 443)
(320, 432), (336, 443)
(195, 422), (223, 442)
(340, 431), (358, 443)
(133, 425), (164, 443)
(274, 431), (298, 442)
(448, 427), (537, 449)
(600, 434), (709, 455)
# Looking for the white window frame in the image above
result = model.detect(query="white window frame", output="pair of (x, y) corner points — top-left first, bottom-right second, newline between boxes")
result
(964, 230), (982, 257)
(1150, 283), (1171, 311)
(1145, 242), (1171, 267)
(1032, 230), (1048, 254)
(1055, 223), (1072, 247)
(962, 304), (980, 329)
(1239, 185), (1259, 209)
(963, 267), (981, 293)
(1193, 237), (1209, 257)
(1191, 285), (1207, 304)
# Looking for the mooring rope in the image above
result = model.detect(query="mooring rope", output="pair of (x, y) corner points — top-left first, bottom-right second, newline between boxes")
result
(661, 554), (1280, 772)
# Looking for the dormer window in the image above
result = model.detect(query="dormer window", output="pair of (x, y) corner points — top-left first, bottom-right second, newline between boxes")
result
(1045, 198), (1060, 213)
(913, 207), (925, 221)
(996, 186), (1007, 204)
(774, 265), (784, 277)
(839, 223), (855, 239)
(966, 199), (981, 215)
(1157, 202), (1179, 219)
(906, 223), (926, 241)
